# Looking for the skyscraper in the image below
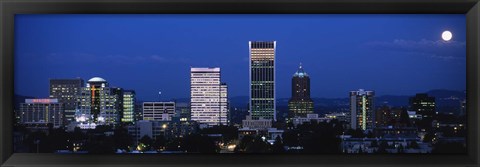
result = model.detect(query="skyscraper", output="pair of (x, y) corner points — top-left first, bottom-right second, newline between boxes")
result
(288, 63), (314, 118)
(249, 41), (276, 121)
(49, 78), (84, 125)
(190, 67), (228, 126)
(122, 90), (136, 123)
(112, 87), (124, 123)
(350, 89), (375, 130)
(75, 77), (122, 127)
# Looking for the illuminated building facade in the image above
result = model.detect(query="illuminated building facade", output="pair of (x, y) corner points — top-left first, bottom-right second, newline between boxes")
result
(249, 41), (276, 121)
(409, 93), (435, 119)
(288, 64), (314, 118)
(49, 78), (84, 125)
(19, 99), (64, 128)
(350, 89), (375, 130)
(190, 67), (228, 126)
(122, 90), (136, 123)
(143, 102), (175, 121)
(75, 77), (122, 128)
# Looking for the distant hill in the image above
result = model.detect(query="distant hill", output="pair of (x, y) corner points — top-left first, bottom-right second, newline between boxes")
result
(227, 89), (466, 115)
(426, 89), (465, 99)
(128, 89), (466, 115)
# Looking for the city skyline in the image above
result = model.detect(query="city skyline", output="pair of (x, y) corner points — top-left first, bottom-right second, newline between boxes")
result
(15, 14), (466, 101)
(13, 14), (467, 155)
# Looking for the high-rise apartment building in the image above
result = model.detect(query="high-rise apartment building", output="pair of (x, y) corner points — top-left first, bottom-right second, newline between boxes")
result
(190, 67), (228, 126)
(49, 78), (84, 125)
(249, 41), (276, 121)
(288, 64), (314, 117)
(350, 89), (375, 130)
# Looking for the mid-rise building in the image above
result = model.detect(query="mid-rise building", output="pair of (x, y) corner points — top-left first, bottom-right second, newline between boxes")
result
(143, 102), (175, 121)
(409, 93), (435, 119)
(122, 90), (136, 123)
(376, 106), (412, 128)
(350, 89), (375, 131)
(49, 78), (84, 125)
(75, 77), (122, 128)
(242, 115), (272, 130)
(325, 112), (350, 123)
(19, 99), (64, 128)
(190, 67), (228, 126)
(175, 102), (191, 122)
(291, 114), (330, 127)
(128, 120), (199, 143)
(288, 64), (314, 117)
(249, 41), (276, 121)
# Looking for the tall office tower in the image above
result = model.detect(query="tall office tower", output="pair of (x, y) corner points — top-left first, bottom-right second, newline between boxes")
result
(350, 89), (375, 130)
(122, 90), (136, 123)
(76, 77), (122, 127)
(288, 64), (314, 118)
(112, 88), (124, 123)
(49, 78), (84, 125)
(143, 102), (175, 121)
(190, 67), (228, 126)
(249, 41), (276, 121)
(409, 93), (436, 119)
(19, 99), (64, 128)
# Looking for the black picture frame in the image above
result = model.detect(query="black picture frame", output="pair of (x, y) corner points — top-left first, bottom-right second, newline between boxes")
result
(1, 0), (479, 166)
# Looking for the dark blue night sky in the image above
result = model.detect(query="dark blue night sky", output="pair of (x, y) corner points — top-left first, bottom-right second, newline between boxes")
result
(14, 14), (466, 101)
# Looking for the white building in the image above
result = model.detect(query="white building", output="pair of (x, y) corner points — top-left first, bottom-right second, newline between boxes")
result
(190, 67), (228, 126)
(242, 115), (272, 130)
(291, 114), (330, 127)
(75, 77), (122, 128)
(143, 102), (175, 121)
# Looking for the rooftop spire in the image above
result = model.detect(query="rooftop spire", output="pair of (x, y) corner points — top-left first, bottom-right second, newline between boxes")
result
(293, 63), (308, 77)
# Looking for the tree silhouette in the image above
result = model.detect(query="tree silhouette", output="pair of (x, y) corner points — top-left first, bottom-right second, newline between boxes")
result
(432, 142), (466, 154)
(153, 135), (167, 151)
(180, 134), (218, 153)
(139, 135), (153, 151)
(113, 125), (133, 151)
(272, 136), (285, 153)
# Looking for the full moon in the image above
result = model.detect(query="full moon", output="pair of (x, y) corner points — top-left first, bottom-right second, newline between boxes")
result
(442, 30), (453, 41)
